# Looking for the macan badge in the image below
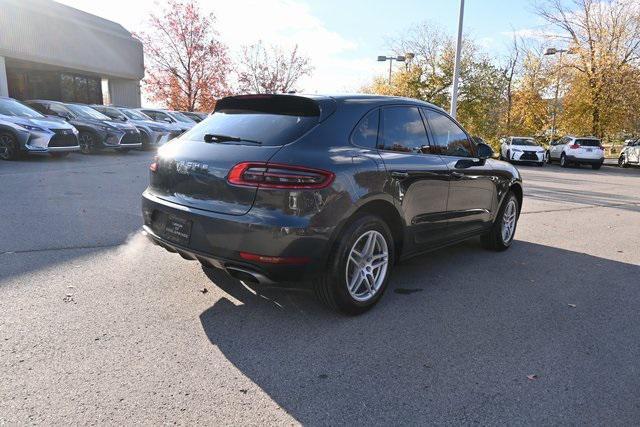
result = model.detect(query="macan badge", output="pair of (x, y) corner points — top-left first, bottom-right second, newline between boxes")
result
(175, 160), (209, 175)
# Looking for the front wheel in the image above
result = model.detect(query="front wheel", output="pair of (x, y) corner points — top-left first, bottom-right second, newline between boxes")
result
(618, 155), (628, 168)
(0, 132), (21, 161)
(481, 191), (519, 251)
(79, 132), (98, 154)
(314, 215), (394, 315)
(545, 151), (552, 164)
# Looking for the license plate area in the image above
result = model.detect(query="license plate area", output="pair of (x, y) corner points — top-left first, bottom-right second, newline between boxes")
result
(164, 215), (192, 246)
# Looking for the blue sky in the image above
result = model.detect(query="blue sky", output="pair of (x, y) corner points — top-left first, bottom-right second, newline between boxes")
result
(57, 0), (546, 94)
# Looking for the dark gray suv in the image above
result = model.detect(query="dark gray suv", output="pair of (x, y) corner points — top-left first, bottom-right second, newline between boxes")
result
(142, 94), (523, 314)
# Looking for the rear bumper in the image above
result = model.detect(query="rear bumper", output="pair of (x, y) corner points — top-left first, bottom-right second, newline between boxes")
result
(141, 190), (332, 284)
(565, 155), (604, 165)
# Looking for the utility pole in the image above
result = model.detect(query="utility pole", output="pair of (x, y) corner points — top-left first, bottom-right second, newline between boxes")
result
(545, 47), (574, 143)
(450, 0), (465, 119)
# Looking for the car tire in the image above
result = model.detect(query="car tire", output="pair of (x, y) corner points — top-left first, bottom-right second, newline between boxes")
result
(592, 163), (602, 170)
(0, 132), (21, 161)
(560, 153), (568, 168)
(545, 151), (552, 164)
(537, 161), (544, 167)
(481, 191), (519, 252)
(141, 133), (153, 151)
(618, 155), (628, 168)
(506, 150), (511, 163)
(314, 214), (394, 315)
(50, 152), (70, 158)
(79, 132), (98, 154)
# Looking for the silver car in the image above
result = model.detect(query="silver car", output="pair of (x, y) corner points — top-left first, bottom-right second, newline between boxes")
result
(0, 96), (79, 160)
(618, 139), (640, 167)
(138, 108), (197, 133)
(91, 105), (176, 150)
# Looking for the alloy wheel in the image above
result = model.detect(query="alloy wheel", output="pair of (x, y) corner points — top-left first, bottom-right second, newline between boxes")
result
(0, 134), (17, 160)
(79, 133), (93, 154)
(345, 230), (389, 302)
(501, 199), (517, 244)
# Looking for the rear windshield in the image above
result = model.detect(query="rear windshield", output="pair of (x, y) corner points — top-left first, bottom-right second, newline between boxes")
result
(576, 138), (601, 147)
(182, 110), (318, 146)
(512, 138), (537, 146)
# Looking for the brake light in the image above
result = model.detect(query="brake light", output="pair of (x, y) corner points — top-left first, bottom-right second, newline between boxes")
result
(150, 156), (158, 172)
(228, 162), (334, 189)
(569, 144), (581, 149)
(239, 252), (311, 265)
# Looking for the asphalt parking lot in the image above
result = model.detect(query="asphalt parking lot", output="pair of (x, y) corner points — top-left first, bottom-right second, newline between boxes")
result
(1, 152), (640, 425)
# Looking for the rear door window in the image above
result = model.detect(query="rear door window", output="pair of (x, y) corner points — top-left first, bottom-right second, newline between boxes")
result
(380, 106), (430, 153)
(351, 109), (379, 149)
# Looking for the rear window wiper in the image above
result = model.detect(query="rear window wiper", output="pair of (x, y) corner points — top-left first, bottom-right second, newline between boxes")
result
(204, 134), (262, 145)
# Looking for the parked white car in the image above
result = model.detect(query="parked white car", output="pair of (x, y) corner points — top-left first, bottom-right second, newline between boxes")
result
(618, 139), (640, 167)
(546, 136), (604, 169)
(499, 136), (545, 166)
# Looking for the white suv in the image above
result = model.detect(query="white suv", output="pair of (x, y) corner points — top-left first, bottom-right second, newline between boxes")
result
(546, 136), (604, 169)
(500, 136), (545, 166)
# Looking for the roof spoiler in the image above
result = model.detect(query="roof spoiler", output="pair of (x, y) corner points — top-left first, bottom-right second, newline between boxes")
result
(215, 94), (336, 122)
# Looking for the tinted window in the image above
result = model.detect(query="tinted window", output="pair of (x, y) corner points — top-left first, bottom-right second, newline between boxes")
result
(0, 98), (44, 118)
(351, 109), (379, 149)
(575, 138), (601, 147)
(181, 111), (319, 146)
(380, 106), (429, 153)
(25, 102), (48, 115)
(49, 103), (71, 117)
(423, 109), (475, 157)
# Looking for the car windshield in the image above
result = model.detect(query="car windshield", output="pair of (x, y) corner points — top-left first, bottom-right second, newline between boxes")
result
(100, 107), (127, 121)
(121, 108), (151, 121)
(512, 138), (538, 146)
(168, 111), (196, 124)
(66, 104), (111, 120)
(0, 98), (45, 118)
(576, 138), (601, 147)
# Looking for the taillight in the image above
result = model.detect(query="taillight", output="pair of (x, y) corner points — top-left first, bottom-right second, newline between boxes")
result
(569, 144), (581, 149)
(149, 156), (158, 172)
(228, 162), (334, 189)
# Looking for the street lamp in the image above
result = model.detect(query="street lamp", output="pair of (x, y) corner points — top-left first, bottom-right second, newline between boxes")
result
(545, 47), (575, 143)
(377, 55), (406, 85)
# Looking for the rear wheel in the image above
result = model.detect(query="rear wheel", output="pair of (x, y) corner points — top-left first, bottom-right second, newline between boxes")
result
(481, 191), (519, 251)
(314, 215), (394, 315)
(560, 153), (568, 167)
(0, 132), (20, 161)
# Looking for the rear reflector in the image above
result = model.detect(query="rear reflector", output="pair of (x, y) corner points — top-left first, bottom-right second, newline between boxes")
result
(228, 162), (334, 189)
(239, 252), (311, 265)
(150, 156), (159, 172)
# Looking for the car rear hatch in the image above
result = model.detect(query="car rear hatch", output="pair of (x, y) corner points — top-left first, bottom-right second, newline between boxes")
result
(573, 138), (603, 158)
(149, 94), (334, 215)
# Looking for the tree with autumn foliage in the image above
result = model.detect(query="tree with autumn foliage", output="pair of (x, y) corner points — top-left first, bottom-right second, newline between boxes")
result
(137, 0), (231, 111)
(237, 42), (313, 94)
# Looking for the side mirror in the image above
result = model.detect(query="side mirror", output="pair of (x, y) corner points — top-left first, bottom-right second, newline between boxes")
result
(477, 142), (494, 160)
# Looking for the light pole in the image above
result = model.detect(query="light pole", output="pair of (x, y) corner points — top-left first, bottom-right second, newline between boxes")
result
(377, 55), (406, 85)
(544, 47), (574, 143)
(450, 0), (465, 119)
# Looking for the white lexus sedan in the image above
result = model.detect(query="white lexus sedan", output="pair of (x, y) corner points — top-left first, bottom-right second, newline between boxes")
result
(500, 136), (545, 166)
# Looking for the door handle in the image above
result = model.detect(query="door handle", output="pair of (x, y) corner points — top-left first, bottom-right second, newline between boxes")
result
(391, 171), (409, 179)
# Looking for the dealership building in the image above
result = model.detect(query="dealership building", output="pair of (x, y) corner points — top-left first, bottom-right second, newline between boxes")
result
(0, 0), (144, 107)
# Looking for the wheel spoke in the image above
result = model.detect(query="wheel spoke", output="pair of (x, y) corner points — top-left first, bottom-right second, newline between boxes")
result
(348, 269), (364, 293)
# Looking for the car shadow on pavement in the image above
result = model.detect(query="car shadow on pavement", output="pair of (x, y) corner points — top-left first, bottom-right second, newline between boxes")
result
(198, 239), (640, 424)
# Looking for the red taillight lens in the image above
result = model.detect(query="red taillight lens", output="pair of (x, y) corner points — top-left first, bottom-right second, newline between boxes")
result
(569, 144), (581, 149)
(239, 252), (311, 265)
(149, 156), (158, 172)
(228, 162), (334, 189)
